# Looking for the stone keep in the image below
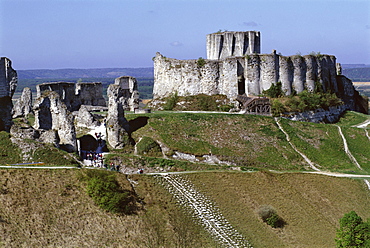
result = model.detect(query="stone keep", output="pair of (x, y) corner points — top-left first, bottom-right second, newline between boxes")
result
(206, 31), (260, 60)
(153, 31), (366, 113)
(0, 57), (17, 131)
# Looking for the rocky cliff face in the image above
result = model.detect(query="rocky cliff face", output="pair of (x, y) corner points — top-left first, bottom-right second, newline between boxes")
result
(12, 87), (33, 118)
(0, 57), (17, 131)
(33, 91), (77, 152)
(106, 84), (130, 149)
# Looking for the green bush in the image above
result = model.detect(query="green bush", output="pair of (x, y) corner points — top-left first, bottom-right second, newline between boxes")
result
(136, 136), (162, 157)
(82, 170), (135, 214)
(257, 205), (285, 228)
(336, 211), (370, 247)
(163, 92), (179, 110)
(197, 57), (206, 67)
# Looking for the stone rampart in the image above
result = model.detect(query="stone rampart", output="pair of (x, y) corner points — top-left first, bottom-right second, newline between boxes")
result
(153, 52), (339, 100)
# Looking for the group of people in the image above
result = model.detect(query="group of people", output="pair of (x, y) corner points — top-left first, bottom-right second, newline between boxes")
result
(86, 151), (104, 167)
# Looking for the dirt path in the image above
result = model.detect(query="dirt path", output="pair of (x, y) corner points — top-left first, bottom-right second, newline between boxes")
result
(275, 118), (320, 171)
(157, 174), (252, 248)
(336, 125), (363, 170)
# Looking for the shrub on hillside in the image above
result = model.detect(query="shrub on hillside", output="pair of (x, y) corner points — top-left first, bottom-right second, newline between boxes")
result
(163, 92), (179, 110)
(81, 170), (136, 214)
(257, 205), (285, 228)
(136, 136), (162, 157)
(336, 211), (370, 247)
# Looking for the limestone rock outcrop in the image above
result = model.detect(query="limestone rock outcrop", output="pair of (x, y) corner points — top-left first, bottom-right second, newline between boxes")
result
(12, 87), (33, 118)
(114, 76), (140, 111)
(33, 91), (77, 152)
(0, 57), (17, 131)
(106, 84), (131, 149)
(36, 82), (106, 111)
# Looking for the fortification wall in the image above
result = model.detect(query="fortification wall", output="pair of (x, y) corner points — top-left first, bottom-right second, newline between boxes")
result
(154, 52), (340, 100)
(245, 52), (338, 96)
(153, 52), (219, 98)
(206, 31), (260, 60)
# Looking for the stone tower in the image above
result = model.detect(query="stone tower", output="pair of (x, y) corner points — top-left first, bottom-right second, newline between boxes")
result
(206, 31), (261, 60)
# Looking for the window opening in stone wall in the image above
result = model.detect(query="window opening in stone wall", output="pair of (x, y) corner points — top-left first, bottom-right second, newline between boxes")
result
(218, 35), (224, 60)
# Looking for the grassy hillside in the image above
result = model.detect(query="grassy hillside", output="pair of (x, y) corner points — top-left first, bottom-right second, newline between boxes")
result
(0, 169), (369, 247)
(113, 111), (370, 174)
(0, 169), (215, 248)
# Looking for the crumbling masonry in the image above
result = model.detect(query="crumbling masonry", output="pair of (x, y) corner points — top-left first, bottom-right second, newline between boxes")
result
(153, 31), (367, 113)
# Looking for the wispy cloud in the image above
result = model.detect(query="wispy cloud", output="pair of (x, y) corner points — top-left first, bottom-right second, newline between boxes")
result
(170, 41), (183, 47)
(241, 21), (259, 27)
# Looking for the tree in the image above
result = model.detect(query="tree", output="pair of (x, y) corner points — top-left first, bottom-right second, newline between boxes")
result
(336, 211), (370, 247)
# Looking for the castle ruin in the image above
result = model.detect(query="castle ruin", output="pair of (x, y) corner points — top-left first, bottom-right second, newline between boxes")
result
(0, 57), (17, 131)
(153, 31), (367, 113)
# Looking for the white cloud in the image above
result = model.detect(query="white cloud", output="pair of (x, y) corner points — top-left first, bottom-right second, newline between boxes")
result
(241, 21), (259, 27)
(170, 41), (183, 47)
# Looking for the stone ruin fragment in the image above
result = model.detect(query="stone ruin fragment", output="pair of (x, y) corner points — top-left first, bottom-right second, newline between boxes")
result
(36, 81), (106, 112)
(33, 91), (77, 152)
(0, 57), (17, 131)
(12, 87), (33, 118)
(114, 76), (140, 111)
(106, 83), (131, 149)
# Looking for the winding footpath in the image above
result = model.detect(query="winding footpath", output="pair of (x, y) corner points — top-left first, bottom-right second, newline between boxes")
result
(275, 117), (370, 191)
(157, 174), (252, 248)
(275, 118), (320, 171)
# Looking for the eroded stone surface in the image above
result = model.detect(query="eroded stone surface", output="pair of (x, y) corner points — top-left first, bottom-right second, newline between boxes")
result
(0, 57), (17, 131)
(12, 87), (33, 118)
(106, 84), (130, 149)
(33, 91), (77, 152)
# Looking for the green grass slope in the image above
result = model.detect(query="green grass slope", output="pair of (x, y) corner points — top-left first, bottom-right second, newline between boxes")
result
(120, 111), (370, 174)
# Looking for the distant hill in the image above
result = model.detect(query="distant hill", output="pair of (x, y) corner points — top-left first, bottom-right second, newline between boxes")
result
(17, 67), (154, 79)
(343, 67), (370, 82)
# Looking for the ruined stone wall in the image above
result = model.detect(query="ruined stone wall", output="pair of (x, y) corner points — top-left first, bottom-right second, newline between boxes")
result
(75, 82), (106, 106)
(37, 82), (106, 111)
(153, 52), (340, 100)
(153, 52), (219, 98)
(0, 57), (17, 98)
(206, 31), (260, 60)
(114, 76), (140, 111)
(245, 52), (338, 96)
(33, 91), (77, 152)
(0, 57), (17, 131)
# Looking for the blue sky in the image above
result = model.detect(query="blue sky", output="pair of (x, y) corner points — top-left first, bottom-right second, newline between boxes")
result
(1, 0), (369, 70)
